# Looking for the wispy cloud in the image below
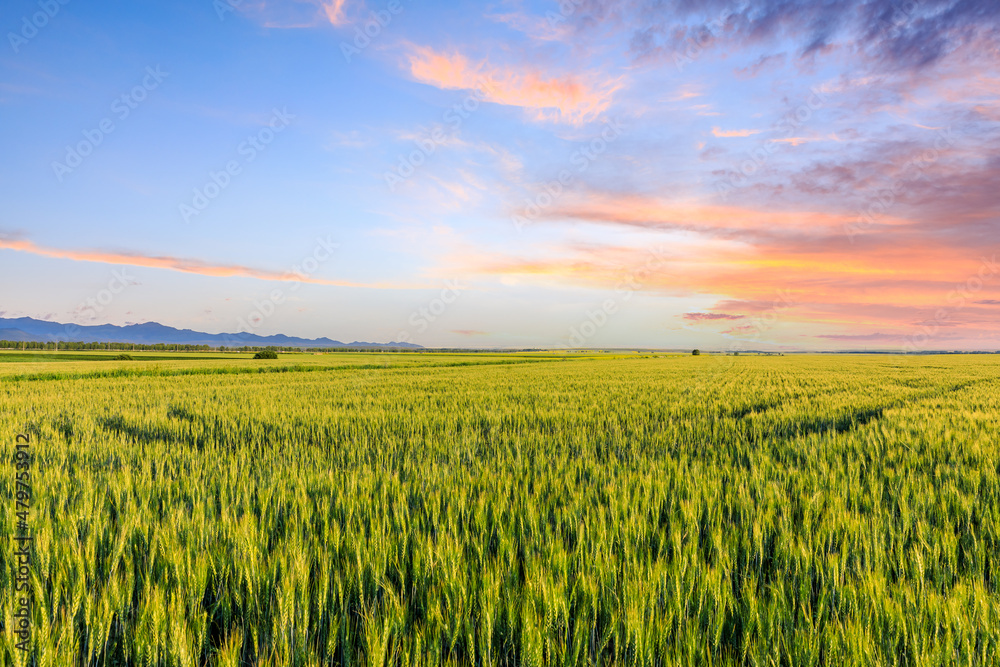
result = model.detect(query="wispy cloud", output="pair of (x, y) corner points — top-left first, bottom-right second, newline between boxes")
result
(522, 191), (893, 234)
(405, 45), (621, 125)
(816, 332), (903, 341)
(683, 312), (745, 321)
(712, 127), (762, 138)
(486, 11), (569, 42)
(0, 237), (417, 289)
(234, 0), (355, 29)
(593, 0), (1000, 75)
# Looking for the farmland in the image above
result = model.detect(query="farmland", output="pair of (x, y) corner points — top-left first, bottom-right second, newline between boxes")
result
(1, 352), (998, 666)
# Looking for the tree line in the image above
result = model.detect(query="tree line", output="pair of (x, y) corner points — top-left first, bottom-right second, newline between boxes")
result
(0, 341), (423, 353)
(0, 341), (213, 351)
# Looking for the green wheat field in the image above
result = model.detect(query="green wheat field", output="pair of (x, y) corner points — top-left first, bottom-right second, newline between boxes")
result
(1, 351), (998, 666)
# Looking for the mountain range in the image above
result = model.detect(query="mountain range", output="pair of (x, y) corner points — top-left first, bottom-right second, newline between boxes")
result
(0, 317), (421, 349)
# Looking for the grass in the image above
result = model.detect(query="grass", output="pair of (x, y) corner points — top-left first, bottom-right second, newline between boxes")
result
(1, 353), (997, 665)
(0, 351), (235, 363)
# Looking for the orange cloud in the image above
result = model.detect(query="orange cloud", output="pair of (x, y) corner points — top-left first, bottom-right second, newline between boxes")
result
(406, 45), (619, 125)
(0, 237), (418, 289)
(472, 240), (999, 333)
(711, 127), (762, 138)
(535, 192), (913, 234)
(684, 312), (745, 321)
(456, 195), (999, 346)
(770, 135), (839, 146)
(671, 86), (704, 101)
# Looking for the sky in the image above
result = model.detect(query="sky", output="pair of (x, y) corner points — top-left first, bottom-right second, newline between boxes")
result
(1, 0), (998, 350)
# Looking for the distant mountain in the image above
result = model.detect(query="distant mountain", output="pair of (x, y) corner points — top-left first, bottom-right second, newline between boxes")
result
(0, 317), (422, 349)
(0, 328), (33, 342)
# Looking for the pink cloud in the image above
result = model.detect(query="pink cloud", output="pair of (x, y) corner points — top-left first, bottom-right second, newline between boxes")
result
(405, 45), (620, 125)
(0, 237), (419, 289)
(683, 312), (745, 321)
(711, 127), (762, 138)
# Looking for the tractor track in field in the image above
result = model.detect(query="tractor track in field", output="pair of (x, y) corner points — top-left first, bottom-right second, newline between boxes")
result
(741, 379), (985, 442)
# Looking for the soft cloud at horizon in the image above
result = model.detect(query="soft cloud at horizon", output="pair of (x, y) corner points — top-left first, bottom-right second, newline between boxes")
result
(1, 0), (997, 349)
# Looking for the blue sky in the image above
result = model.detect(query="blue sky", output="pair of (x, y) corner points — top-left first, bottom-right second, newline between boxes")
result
(2, 0), (998, 349)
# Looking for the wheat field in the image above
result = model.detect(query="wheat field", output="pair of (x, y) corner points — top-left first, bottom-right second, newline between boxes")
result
(1, 352), (997, 666)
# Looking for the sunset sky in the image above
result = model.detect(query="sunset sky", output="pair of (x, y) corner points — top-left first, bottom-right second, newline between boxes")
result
(1, 0), (998, 349)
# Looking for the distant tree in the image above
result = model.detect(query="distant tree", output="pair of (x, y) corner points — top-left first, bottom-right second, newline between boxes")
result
(254, 350), (278, 359)
(692, 349), (701, 356)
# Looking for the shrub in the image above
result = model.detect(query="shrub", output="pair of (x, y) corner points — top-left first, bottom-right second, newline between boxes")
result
(114, 353), (134, 361)
(254, 350), (279, 359)
(692, 349), (701, 356)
